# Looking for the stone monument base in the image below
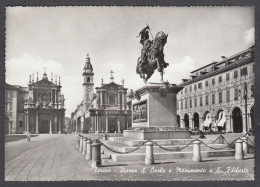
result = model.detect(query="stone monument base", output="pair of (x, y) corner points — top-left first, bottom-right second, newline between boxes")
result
(123, 127), (190, 140)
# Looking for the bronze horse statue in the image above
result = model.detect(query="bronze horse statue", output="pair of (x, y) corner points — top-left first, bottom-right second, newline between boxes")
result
(136, 28), (169, 83)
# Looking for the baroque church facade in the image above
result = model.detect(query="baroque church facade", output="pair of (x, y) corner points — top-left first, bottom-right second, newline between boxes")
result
(5, 72), (66, 134)
(71, 54), (132, 133)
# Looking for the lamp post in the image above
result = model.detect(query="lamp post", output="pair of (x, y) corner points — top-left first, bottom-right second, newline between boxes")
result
(243, 82), (248, 132)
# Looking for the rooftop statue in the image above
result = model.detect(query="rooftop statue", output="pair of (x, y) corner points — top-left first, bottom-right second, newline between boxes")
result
(136, 25), (169, 83)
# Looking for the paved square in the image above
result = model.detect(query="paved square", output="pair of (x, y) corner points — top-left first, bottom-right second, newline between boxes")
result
(5, 134), (254, 181)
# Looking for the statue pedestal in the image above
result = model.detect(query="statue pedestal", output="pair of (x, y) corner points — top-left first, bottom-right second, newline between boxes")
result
(124, 83), (190, 140)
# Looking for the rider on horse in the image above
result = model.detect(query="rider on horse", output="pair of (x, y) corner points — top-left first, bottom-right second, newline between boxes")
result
(136, 25), (169, 82)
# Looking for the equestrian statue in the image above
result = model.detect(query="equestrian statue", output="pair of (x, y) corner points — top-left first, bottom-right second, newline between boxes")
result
(136, 25), (169, 83)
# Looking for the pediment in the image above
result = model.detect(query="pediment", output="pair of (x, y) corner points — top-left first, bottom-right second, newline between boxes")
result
(102, 82), (123, 89)
(31, 79), (56, 87)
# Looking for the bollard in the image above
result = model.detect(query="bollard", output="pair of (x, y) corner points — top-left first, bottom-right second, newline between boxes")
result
(241, 137), (248, 155)
(235, 139), (244, 160)
(82, 139), (87, 155)
(76, 136), (80, 149)
(192, 140), (201, 162)
(101, 147), (104, 154)
(86, 140), (92, 160)
(218, 135), (225, 144)
(103, 134), (108, 141)
(91, 142), (102, 167)
(145, 142), (154, 165)
(79, 137), (83, 152)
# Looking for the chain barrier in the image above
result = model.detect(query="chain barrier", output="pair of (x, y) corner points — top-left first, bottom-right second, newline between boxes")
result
(97, 139), (149, 154)
(211, 135), (229, 144)
(78, 134), (255, 154)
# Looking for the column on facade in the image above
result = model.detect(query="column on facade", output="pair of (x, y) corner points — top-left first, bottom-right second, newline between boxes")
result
(117, 116), (121, 133)
(242, 108), (247, 133)
(105, 114), (109, 133)
(27, 113), (30, 133)
(95, 111), (99, 133)
(180, 115), (185, 129)
(100, 90), (103, 109)
(81, 116), (84, 133)
(36, 113), (39, 134)
(49, 113), (52, 134)
(58, 114), (62, 134)
(74, 119), (78, 133)
(118, 91), (121, 109)
(24, 113), (27, 133)
(189, 118), (193, 130)
(54, 90), (57, 108)
(122, 91), (125, 109)
(126, 115), (129, 130)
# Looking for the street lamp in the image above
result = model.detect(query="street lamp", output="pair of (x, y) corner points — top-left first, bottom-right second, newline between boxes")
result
(243, 82), (248, 132)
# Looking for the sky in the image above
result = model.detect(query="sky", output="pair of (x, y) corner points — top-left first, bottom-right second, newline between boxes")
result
(5, 7), (254, 117)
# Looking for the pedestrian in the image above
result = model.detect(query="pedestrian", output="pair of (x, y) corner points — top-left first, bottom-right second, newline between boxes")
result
(26, 132), (31, 142)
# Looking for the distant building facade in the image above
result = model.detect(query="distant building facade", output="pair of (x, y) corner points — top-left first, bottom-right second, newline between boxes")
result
(177, 46), (255, 133)
(71, 54), (132, 133)
(5, 71), (66, 134)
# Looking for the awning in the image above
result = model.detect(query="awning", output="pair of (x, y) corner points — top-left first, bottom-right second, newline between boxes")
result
(215, 111), (226, 127)
(203, 113), (212, 127)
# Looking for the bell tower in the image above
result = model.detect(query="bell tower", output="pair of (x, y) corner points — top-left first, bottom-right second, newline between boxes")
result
(83, 53), (94, 112)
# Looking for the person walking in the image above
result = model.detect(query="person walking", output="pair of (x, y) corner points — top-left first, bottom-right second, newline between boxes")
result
(26, 132), (31, 142)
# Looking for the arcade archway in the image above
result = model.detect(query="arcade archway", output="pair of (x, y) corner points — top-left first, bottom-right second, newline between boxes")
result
(232, 107), (243, 133)
(193, 112), (199, 130)
(184, 114), (189, 129)
(177, 115), (180, 127)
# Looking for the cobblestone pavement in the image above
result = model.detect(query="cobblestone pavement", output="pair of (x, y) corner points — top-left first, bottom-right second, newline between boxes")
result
(5, 134), (254, 181)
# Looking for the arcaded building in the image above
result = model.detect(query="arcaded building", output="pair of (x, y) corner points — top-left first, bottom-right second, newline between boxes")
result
(71, 54), (132, 133)
(177, 46), (255, 133)
(5, 71), (66, 134)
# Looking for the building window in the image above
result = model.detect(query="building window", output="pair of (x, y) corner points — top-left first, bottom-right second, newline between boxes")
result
(190, 86), (192, 92)
(185, 100), (187, 109)
(212, 94), (215, 104)
(87, 77), (90, 82)
(194, 84), (197, 91)
(194, 97), (197, 107)
(206, 95), (209, 105)
(190, 99), (192, 108)
(200, 96), (203, 107)
(234, 88), (239, 100)
(212, 78), (215, 85)
(19, 121), (23, 127)
(198, 83), (202, 89)
(109, 96), (116, 105)
(218, 76), (222, 83)
(226, 73), (230, 81)
(177, 100), (179, 110)
(234, 70), (238, 78)
(181, 101), (183, 110)
(181, 90), (183, 94)
(205, 80), (208, 87)
(226, 90), (230, 102)
(251, 85), (254, 97)
(219, 92), (223, 103)
(185, 88), (187, 93)
(240, 67), (248, 76)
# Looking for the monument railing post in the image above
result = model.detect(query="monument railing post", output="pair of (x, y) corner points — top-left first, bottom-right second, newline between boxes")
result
(86, 140), (92, 160)
(192, 140), (201, 162)
(82, 139), (87, 155)
(235, 139), (244, 160)
(241, 137), (248, 155)
(145, 142), (154, 165)
(91, 142), (101, 167)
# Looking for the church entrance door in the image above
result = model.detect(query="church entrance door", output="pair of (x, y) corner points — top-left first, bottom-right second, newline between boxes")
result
(40, 120), (49, 133)
(108, 117), (117, 133)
